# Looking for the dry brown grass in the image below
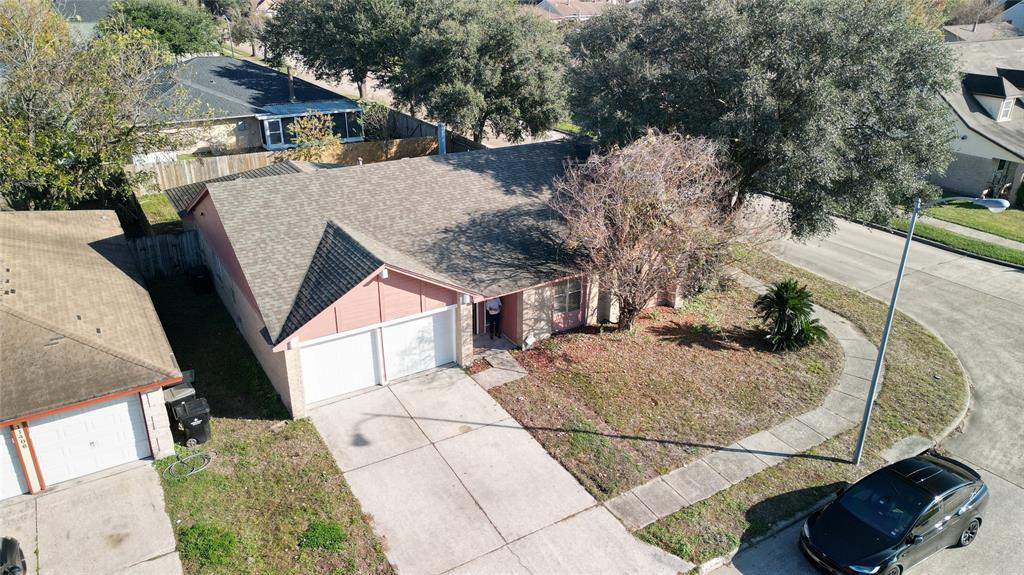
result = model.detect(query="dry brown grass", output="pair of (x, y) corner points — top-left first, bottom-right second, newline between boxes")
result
(490, 284), (843, 499)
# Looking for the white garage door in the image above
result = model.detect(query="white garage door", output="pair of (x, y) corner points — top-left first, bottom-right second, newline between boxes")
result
(1, 427), (28, 500)
(382, 308), (456, 381)
(30, 395), (151, 487)
(301, 329), (381, 405)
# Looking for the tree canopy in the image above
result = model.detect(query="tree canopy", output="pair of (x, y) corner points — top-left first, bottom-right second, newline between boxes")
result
(0, 0), (182, 211)
(264, 0), (568, 143)
(263, 0), (408, 99)
(103, 0), (220, 55)
(567, 0), (957, 237)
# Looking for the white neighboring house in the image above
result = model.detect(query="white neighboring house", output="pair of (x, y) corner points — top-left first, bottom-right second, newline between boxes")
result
(933, 38), (1024, 204)
(1003, 1), (1024, 27)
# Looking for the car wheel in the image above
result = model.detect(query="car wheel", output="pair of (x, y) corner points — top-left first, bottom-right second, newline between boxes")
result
(958, 518), (981, 547)
(884, 566), (901, 575)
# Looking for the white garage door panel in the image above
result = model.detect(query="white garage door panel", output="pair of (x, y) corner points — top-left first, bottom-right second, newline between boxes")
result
(30, 395), (151, 487)
(382, 309), (455, 381)
(1, 427), (28, 500)
(301, 330), (380, 405)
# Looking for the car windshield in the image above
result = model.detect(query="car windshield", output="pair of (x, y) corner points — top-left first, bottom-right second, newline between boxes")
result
(838, 470), (934, 541)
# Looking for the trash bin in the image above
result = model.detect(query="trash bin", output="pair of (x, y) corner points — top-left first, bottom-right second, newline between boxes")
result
(163, 381), (195, 412)
(173, 398), (211, 448)
(188, 266), (213, 295)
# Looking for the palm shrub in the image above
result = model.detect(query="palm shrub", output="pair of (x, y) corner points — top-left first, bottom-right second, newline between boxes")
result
(754, 279), (827, 351)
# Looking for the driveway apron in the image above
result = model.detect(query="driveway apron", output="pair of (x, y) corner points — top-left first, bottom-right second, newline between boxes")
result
(309, 367), (692, 575)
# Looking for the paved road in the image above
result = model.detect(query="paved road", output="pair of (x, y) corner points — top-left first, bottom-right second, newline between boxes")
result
(712, 218), (1024, 575)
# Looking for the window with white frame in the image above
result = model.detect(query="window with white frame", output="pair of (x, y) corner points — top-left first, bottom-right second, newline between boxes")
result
(264, 118), (284, 146)
(553, 278), (582, 313)
(999, 98), (1015, 121)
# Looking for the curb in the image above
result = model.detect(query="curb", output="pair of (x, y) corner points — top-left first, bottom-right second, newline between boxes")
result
(843, 216), (1024, 272)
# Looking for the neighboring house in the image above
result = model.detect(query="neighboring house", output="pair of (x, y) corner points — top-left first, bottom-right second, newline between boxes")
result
(944, 21), (1023, 42)
(54, 0), (112, 39)
(185, 142), (647, 418)
(1002, 1), (1024, 27)
(0, 211), (181, 501)
(150, 56), (363, 158)
(933, 38), (1024, 203)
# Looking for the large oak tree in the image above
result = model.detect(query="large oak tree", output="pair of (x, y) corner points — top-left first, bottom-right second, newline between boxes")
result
(567, 0), (957, 237)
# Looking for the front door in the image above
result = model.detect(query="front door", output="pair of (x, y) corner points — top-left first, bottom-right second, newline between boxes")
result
(551, 278), (584, 332)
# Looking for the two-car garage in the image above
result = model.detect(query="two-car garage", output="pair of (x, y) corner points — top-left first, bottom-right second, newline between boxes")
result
(299, 306), (457, 406)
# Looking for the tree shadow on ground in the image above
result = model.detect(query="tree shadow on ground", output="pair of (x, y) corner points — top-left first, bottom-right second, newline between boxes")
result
(727, 482), (848, 574)
(649, 321), (771, 353)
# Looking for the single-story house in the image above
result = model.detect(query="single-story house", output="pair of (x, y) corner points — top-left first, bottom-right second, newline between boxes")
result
(525, 0), (619, 22)
(184, 141), (648, 418)
(55, 0), (112, 39)
(933, 37), (1024, 204)
(148, 56), (363, 158)
(1, 211), (181, 501)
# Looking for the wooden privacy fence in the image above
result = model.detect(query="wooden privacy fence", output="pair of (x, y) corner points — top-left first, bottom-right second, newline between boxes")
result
(128, 230), (203, 279)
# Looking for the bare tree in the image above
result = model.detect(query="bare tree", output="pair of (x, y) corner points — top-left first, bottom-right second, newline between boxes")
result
(286, 112), (342, 162)
(550, 131), (739, 331)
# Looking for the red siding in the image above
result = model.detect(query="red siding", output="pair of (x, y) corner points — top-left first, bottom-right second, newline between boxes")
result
(500, 293), (521, 344)
(288, 269), (458, 344)
(193, 195), (258, 309)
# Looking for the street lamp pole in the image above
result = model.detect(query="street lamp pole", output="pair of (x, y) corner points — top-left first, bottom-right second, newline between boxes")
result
(851, 195), (1010, 465)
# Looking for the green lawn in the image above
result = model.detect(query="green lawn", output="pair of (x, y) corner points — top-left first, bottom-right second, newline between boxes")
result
(637, 247), (966, 567)
(138, 193), (183, 235)
(891, 219), (1024, 267)
(553, 121), (582, 135)
(492, 284), (843, 500)
(149, 278), (393, 575)
(927, 200), (1024, 244)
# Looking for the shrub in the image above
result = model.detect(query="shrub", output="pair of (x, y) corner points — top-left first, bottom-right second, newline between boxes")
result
(178, 523), (236, 568)
(754, 279), (827, 351)
(301, 519), (348, 552)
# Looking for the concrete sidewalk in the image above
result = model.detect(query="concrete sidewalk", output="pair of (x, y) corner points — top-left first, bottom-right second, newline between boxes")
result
(310, 367), (691, 575)
(0, 462), (181, 575)
(919, 214), (1024, 252)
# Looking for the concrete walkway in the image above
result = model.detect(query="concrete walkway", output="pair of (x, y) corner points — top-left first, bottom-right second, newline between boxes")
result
(604, 272), (883, 530)
(710, 217), (1024, 575)
(0, 462), (181, 575)
(309, 367), (692, 575)
(470, 349), (528, 390)
(919, 214), (1024, 252)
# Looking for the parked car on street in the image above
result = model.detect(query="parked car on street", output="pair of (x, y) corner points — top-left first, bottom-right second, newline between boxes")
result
(800, 453), (988, 575)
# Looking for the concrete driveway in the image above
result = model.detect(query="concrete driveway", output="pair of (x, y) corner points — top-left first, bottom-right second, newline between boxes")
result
(711, 218), (1024, 574)
(0, 462), (181, 575)
(309, 367), (691, 575)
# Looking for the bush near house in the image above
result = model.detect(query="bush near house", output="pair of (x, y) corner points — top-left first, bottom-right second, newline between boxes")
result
(637, 247), (966, 566)
(754, 279), (827, 351)
(149, 277), (393, 575)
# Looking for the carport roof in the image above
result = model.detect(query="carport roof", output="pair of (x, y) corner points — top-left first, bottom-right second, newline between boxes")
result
(201, 141), (587, 345)
(0, 211), (181, 422)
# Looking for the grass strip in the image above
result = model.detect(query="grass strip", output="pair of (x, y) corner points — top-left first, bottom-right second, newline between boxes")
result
(891, 218), (1024, 267)
(137, 193), (183, 235)
(637, 247), (966, 567)
(927, 200), (1024, 244)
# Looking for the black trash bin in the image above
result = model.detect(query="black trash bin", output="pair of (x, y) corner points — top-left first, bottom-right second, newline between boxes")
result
(188, 266), (213, 295)
(173, 398), (211, 448)
(163, 381), (195, 413)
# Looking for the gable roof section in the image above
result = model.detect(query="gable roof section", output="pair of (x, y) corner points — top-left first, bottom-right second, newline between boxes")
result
(0, 211), (181, 422)
(201, 141), (586, 344)
(153, 56), (357, 123)
(943, 38), (1024, 156)
(165, 160), (305, 214)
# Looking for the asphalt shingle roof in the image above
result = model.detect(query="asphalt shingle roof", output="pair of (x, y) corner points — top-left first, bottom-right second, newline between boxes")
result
(943, 38), (1024, 158)
(0, 211), (181, 421)
(201, 141), (586, 344)
(156, 56), (357, 123)
(164, 160), (304, 213)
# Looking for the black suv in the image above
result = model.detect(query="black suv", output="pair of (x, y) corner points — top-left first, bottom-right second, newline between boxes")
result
(800, 453), (988, 575)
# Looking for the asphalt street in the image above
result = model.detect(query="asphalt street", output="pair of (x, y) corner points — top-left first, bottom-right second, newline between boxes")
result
(712, 218), (1024, 575)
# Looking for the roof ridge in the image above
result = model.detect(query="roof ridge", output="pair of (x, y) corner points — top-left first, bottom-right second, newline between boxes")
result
(0, 304), (180, 380)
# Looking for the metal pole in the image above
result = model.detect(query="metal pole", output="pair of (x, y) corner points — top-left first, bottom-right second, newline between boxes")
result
(852, 197), (921, 465)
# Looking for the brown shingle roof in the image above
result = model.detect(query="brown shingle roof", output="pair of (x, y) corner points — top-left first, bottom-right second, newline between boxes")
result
(0, 211), (181, 421)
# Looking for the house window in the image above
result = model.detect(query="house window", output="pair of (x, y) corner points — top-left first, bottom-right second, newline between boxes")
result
(264, 119), (284, 147)
(998, 98), (1015, 121)
(553, 278), (582, 313)
(997, 159), (1008, 171)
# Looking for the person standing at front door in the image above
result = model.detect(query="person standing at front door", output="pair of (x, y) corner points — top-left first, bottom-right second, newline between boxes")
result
(486, 298), (502, 340)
